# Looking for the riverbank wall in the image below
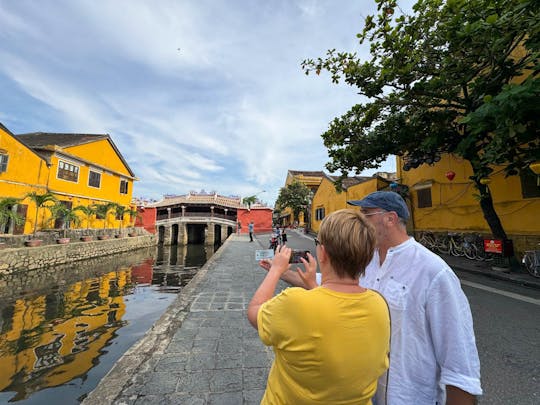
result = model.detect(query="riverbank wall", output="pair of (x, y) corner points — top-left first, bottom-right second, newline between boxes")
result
(0, 234), (156, 274)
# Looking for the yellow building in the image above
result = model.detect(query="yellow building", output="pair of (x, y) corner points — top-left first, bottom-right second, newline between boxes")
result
(310, 173), (395, 233)
(0, 123), (138, 235)
(277, 170), (325, 227)
(397, 153), (540, 254)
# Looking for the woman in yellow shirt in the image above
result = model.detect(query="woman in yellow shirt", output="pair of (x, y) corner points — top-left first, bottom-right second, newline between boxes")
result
(247, 209), (390, 404)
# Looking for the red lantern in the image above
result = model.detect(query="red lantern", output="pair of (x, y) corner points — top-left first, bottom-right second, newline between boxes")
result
(446, 171), (456, 181)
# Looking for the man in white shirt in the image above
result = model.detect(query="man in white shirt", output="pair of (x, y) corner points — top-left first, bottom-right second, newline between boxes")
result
(262, 191), (482, 404)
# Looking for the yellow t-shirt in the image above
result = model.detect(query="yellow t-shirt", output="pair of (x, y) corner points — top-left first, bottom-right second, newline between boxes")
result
(257, 287), (390, 405)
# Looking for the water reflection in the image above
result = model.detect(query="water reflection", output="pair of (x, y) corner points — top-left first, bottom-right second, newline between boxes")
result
(0, 243), (219, 404)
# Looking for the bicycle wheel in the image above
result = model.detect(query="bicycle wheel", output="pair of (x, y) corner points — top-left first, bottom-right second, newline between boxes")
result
(435, 235), (450, 255)
(524, 253), (540, 278)
(450, 238), (465, 257)
(463, 243), (477, 260)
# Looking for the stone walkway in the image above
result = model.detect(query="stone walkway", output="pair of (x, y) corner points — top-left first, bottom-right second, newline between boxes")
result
(83, 234), (288, 405)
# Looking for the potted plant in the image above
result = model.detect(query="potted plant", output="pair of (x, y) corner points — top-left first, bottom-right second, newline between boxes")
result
(93, 202), (116, 240)
(113, 204), (136, 237)
(127, 208), (140, 237)
(49, 202), (82, 244)
(23, 191), (57, 246)
(74, 205), (96, 241)
(0, 197), (24, 236)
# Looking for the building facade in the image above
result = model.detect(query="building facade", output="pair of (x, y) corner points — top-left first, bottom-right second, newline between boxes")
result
(0, 123), (137, 236)
(310, 174), (396, 233)
(397, 153), (540, 254)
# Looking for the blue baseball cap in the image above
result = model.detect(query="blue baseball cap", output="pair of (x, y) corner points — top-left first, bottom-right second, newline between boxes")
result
(348, 191), (409, 220)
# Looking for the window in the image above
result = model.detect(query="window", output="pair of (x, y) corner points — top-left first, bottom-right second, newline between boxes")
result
(57, 160), (79, 182)
(315, 207), (325, 221)
(520, 168), (540, 199)
(88, 170), (101, 188)
(417, 188), (432, 208)
(119, 179), (129, 194)
(0, 153), (8, 173)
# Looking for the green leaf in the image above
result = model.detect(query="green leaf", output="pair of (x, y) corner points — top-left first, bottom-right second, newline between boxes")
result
(486, 14), (498, 24)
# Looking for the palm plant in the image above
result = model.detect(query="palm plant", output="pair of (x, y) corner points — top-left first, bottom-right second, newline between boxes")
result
(127, 208), (139, 227)
(49, 202), (82, 238)
(242, 195), (257, 210)
(24, 191), (57, 238)
(93, 202), (117, 229)
(113, 204), (131, 236)
(0, 197), (24, 234)
(126, 207), (140, 236)
(74, 205), (96, 233)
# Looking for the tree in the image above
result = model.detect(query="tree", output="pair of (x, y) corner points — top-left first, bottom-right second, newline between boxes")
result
(242, 196), (257, 210)
(24, 191), (57, 238)
(275, 181), (312, 224)
(301, 0), (539, 239)
(0, 197), (24, 233)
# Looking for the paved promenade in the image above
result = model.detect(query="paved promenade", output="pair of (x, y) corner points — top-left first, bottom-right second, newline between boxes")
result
(83, 234), (288, 405)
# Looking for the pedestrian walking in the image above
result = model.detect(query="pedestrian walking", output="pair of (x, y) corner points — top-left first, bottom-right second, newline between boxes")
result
(249, 209), (390, 404)
(248, 221), (254, 242)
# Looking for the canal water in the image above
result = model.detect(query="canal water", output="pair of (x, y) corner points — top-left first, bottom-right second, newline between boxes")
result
(0, 243), (220, 404)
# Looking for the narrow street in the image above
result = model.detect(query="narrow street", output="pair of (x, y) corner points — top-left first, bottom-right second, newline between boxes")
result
(257, 229), (540, 404)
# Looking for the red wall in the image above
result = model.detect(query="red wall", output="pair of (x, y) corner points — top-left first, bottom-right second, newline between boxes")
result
(237, 208), (273, 234)
(135, 207), (157, 234)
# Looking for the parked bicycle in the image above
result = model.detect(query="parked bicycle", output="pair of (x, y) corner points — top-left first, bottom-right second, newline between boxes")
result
(522, 245), (540, 278)
(418, 231), (493, 262)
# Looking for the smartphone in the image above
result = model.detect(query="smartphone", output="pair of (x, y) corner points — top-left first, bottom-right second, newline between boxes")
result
(290, 249), (310, 263)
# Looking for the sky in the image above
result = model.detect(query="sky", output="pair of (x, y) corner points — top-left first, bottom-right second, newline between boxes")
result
(0, 0), (397, 206)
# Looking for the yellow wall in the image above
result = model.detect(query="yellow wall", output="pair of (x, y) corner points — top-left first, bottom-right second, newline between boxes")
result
(0, 125), (50, 234)
(397, 153), (540, 237)
(66, 139), (131, 177)
(311, 177), (380, 232)
(46, 148), (134, 230)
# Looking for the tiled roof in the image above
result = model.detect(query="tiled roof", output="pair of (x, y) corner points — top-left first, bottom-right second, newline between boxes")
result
(342, 176), (373, 189)
(15, 132), (136, 177)
(151, 193), (244, 209)
(16, 133), (109, 148)
(288, 170), (325, 177)
(323, 174), (374, 189)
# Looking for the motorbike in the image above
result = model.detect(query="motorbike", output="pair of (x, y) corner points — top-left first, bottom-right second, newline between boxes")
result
(269, 234), (279, 251)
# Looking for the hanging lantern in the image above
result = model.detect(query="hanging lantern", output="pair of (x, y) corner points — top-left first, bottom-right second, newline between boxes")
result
(445, 171), (456, 181)
(479, 178), (491, 185)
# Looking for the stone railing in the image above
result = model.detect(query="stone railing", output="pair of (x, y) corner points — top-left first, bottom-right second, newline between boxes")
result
(0, 234), (157, 274)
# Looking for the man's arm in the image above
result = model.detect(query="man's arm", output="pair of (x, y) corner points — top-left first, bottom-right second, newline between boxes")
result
(258, 256), (318, 289)
(427, 270), (483, 402)
(446, 385), (477, 405)
(259, 259), (305, 287)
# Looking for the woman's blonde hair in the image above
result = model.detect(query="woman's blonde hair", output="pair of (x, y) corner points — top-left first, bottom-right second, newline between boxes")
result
(318, 209), (376, 279)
